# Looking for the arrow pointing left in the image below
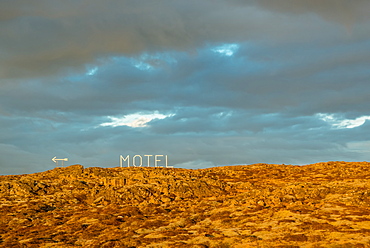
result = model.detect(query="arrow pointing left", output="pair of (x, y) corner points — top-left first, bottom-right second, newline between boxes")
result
(52, 157), (68, 167)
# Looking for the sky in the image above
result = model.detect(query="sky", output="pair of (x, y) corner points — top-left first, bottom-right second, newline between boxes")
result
(1, 0), (370, 175)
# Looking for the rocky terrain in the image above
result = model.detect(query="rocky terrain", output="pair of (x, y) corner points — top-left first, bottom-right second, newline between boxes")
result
(1, 162), (370, 247)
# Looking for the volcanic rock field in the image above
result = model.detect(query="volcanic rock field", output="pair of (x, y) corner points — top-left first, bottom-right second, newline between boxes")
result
(1, 162), (370, 247)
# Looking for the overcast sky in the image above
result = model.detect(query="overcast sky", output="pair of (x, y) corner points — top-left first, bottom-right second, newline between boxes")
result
(1, 0), (370, 175)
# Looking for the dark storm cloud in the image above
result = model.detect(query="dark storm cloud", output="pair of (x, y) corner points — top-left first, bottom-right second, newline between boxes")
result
(2, 0), (369, 79)
(1, 0), (370, 174)
(0, 0), (243, 78)
(248, 0), (370, 28)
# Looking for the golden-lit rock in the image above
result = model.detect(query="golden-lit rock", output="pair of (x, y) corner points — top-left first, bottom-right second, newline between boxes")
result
(1, 161), (370, 247)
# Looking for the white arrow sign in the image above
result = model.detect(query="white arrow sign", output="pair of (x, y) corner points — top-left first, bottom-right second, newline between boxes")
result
(52, 156), (68, 167)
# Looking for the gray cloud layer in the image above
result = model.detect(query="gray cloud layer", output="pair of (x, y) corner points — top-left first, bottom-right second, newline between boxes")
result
(1, 0), (370, 174)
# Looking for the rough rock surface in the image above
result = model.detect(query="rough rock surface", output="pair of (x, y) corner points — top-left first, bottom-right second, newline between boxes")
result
(1, 161), (370, 247)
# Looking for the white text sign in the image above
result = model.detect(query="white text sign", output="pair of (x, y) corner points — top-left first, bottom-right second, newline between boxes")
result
(120, 155), (173, 168)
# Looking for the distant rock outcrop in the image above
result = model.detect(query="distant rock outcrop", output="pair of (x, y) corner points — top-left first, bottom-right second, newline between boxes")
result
(1, 162), (370, 247)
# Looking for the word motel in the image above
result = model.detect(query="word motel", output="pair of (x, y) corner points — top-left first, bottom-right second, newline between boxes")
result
(120, 155), (173, 168)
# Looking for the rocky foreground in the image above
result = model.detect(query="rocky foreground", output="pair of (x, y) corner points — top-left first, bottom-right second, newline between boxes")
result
(1, 162), (370, 247)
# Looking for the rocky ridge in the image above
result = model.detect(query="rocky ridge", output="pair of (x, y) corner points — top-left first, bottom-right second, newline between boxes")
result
(1, 161), (370, 247)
